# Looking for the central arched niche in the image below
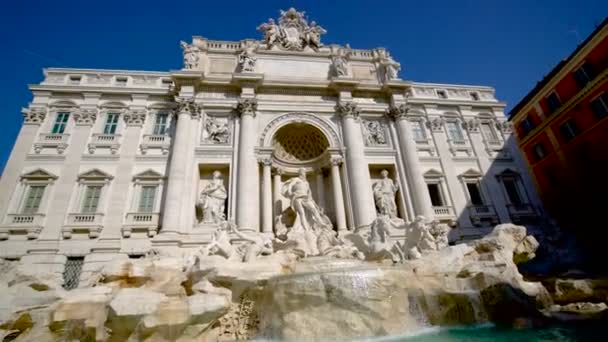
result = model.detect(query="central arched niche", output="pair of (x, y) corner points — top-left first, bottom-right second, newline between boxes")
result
(272, 123), (329, 165)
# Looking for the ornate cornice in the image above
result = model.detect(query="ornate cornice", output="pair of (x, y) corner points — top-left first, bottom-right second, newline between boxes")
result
(335, 101), (359, 120)
(123, 108), (147, 126)
(175, 97), (203, 119)
(73, 108), (98, 126)
(22, 107), (47, 125)
(235, 98), (258, 118)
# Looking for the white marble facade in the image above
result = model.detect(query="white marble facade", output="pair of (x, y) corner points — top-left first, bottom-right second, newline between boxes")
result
(0, 8), (542, 264)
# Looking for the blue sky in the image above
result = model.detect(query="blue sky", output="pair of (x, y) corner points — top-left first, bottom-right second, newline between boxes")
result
(0, 0), (605, 172)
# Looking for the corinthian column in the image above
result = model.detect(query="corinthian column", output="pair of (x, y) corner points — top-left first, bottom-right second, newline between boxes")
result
(335, 101), (376, 228)
(260, 158), (273, 234)
(330, 157), (347, 232)
(235, 98), (260, 232)
(387, 104), (434, 219)
(160, 97), (200, 235)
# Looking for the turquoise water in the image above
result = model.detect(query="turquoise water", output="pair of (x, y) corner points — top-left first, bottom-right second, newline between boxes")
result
(385, 324), (604, 342)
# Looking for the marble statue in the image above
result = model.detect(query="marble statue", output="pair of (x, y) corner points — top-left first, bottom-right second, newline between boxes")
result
(203, 117), (230, 144)
(257, 8), (326, 51)
(257, 18), (280, 47)
(372, 170), (399, 218)
(281, 168), (332, 232)
(229, 224), (273, 262)
(331, 52), (349, 77)
(197, 171), (228, 224)
(304, 21), (326, 51)
(363, 120), (387, 146)
(206, 225), (238, 260)
(237, 45), (257, 73)
(180, 41), (200, 70)
(377, 49), (400, 81)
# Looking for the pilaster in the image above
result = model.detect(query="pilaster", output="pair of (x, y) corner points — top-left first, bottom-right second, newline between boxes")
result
(235, 98), (260, 232)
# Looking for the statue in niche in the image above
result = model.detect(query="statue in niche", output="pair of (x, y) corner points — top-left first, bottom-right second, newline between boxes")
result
(196, 170), (227, 224)
(331, 49), (349, 77)
(363, 120), (387, 146)
(282, 168), (332, 233)
(372, 170), (400, 219)
(237, 45), (257, 73)
(180, 41), (200, 70)
(204, 117), (230, 144)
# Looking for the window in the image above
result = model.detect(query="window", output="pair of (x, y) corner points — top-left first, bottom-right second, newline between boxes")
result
(481, 122), (499, 143)
(573, 63), (594, 88)
(52, 112), (70, 134)
(103, 113), (119, 134)
(138, 186), (157, 212)
(590, 93), (608, 120)
(63, 257), (84, 290)
(81, 185), (102, 213)
(466, 182), (484, 206)
(437, 90), (447, 99)
(446, 121), (464, 142)
(115, 77), (128, 86)
(22, 185), (45, 214)
(559, 119), (578, 141)
(153, 113), (169, 135)
(546, 92), (561, 114)
(470, 92), (480, 101)
(411, 120), (427, 142)
(532, 143), (546, 162)
(502, 179), (523, 206)
(521, 116), (536, 136)
(427, 183), (444, 206)
(69, 76), (81, 85)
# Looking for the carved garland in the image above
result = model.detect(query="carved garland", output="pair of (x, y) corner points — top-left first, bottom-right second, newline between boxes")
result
(123, 108), (147, 126)
(259, 112), (341, 148)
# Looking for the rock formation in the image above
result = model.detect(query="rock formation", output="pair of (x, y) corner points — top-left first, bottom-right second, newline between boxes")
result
(0, 223), (605, 341)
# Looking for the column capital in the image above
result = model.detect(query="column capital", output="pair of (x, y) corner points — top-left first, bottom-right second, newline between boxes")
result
(175, 96), (203, 119)
(122, 108), (147, 126)
(335, 101), (360, 120)
(462, 118), (480, 133)
(427, 116), (445, 132)
(273, 166), (284, 176)
(257, 157), (272, 166)
(72, 108), (98, 126)
(22, 106), (47, 125)
(496, 120), (513, 134)
(330, 156), (343, 166)
(235, 98), (258, 118)
(385, 103), (412, 121)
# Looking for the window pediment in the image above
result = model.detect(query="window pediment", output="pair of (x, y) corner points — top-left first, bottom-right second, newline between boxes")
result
(459, 168), (483, 179)
(77, 169), (113, 181)
(496, 168), (520, 179)
(423, 169), (444, 178)
(133, 169), (164, 180)
(20, 168), (58, 181)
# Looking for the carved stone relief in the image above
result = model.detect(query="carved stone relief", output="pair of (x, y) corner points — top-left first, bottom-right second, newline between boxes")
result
(362, 119), (388, 146)
(257, 8), (326, 51)
(202, 116), (231, 144)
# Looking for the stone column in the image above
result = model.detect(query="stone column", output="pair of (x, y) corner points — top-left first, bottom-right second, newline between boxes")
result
(336, 101), (375, 228)
(273, 167), (283, 219)
(330, 157), (347, 232)
(159, 97), (200, 236)
(235, 99), (260, 232)
(388, 104), (434, 219)
(0, 107), (45, 218)
(315, 168), (326, 209)
(260, 158), (273, 234)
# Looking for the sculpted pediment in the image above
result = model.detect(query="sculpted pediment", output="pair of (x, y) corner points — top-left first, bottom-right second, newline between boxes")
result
(20, 168), (58, 180)
(77, 168), (113, 180)
(133, 169), (164, 180)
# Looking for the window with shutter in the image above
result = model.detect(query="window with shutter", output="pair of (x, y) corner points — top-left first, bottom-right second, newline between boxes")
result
(103, 113), (119, 134)
(81, 185), (102, 213)
(22, 185), (45, 214)
(52, 112), (70, 134)
(138, 186), (157, 212)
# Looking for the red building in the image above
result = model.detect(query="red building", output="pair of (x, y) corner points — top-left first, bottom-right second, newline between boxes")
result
(510, 18), (608, 255)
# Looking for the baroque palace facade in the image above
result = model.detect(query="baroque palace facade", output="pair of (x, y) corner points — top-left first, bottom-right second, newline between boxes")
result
(0, 9), (541, 279)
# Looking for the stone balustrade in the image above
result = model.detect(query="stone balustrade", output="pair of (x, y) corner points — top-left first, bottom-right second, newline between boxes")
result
(63, 213), (104, 238)
(88, 134), (121, 154)
(34, 133), (70, 154)
(140, 134), (171, 155)
(122, 212), (160, 238)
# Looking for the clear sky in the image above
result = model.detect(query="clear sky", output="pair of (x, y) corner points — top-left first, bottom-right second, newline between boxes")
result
(0, 0), (605, 172)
